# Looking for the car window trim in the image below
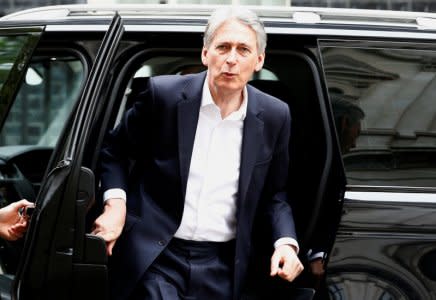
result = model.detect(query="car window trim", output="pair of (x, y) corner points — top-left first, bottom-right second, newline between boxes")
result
(346, 190), (436, 203)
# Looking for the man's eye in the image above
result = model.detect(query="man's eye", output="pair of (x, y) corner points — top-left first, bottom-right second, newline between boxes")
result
(216, 45), (228, 51)
(239, 47), (251, 55)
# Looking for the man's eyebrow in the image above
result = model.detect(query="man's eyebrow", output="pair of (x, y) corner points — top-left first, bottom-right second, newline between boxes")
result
(219, 42), (253, 49)
(216, 41), (253, 46)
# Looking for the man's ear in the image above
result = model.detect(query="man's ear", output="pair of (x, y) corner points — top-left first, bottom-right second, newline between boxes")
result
(201, 47), (209, 67)
(255, 52), (265, 72)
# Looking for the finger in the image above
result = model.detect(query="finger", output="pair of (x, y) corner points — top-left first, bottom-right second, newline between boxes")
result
(7, 229), (22, 241)
(10, 222), (25, 230)
(107, 240), (116, 256)
(278, 266), (297, 282)
(270, 253), (281, 276)
(277, 259), (292, 280)
(15, 199), (31, 206)
(95, 230), (118, 243)
(280, 259), (303, 282)
(15, 199), (34, 210)
(9, 223), (26, 233)
(93, 230), (108, 242)
(90, 222), (101, 235)
(9, 224), (26, 236)
(278, 270), (294, 281)
(11, 227), (26, 236)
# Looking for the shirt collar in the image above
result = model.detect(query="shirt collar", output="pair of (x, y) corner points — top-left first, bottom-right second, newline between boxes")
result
(201, 75), (248, 121)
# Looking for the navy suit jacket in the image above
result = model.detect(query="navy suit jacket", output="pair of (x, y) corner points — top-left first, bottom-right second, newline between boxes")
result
(100, 71), (297, 300)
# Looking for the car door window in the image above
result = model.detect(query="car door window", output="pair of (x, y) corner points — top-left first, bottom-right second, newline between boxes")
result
(0, 54), (85, 147)
(0, 36), (27, 89)
(320, 40), (436, 188)
(0, 31), (41, 122)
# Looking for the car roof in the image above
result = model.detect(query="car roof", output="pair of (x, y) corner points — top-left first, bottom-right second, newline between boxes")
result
(2, 4), (436, 30)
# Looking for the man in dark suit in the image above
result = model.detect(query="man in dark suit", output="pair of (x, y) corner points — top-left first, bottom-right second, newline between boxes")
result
(92, 6), (303, 300)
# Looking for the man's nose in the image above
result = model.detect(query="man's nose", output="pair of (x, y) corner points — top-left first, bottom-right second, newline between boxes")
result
(226, 48), (238, 64)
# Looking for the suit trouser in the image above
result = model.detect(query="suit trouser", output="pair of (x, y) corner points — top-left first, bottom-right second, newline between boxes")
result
(129, 238), (235, 300)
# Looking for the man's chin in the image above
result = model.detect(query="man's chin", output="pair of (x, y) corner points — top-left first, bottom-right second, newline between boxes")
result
(214, 81), (245, 93)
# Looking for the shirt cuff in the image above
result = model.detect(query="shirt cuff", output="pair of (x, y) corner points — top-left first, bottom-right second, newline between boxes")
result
(274, 237), (299, 254)
(307, 249), (326, 261)
(103, 188), (127, 203)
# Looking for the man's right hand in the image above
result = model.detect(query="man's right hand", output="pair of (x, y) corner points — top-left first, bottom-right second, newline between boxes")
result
(91, 198), (126, 256)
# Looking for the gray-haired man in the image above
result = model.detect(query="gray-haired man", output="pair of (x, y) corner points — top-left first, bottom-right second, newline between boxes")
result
(92, 6), (303, 300)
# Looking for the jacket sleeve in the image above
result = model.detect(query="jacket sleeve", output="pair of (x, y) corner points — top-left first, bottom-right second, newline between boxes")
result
(265, 104), (298, 243)
(99, 78), (155, 193)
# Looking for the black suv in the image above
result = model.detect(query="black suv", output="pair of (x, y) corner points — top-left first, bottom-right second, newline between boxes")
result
(1, 5), (436, 300)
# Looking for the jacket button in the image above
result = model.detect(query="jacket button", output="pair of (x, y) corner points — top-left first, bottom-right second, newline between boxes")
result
(158, 240), (166, 246)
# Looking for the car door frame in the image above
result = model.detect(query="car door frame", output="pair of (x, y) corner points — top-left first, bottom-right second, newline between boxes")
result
(11, 13), (124, 300)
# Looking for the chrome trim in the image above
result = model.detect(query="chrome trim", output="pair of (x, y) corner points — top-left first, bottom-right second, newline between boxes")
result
(4, 4), (436, 30)
(268, 27), (436, 39)
(124, 24), (203, 32)
(46, 25), (110, 31)
(129, 25), (436, 40)
(44, 24), (436, 41)
(346, 191), (436, 203)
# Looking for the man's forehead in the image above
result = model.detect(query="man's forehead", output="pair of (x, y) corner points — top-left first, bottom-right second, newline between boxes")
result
(211, 20), (257, 45)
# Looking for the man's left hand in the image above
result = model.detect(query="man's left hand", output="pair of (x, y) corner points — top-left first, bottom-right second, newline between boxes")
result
(309, 258), (325, 277)
(270, 244), (304, 282)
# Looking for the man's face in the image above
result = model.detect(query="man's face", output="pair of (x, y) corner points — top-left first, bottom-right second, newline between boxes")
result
(201, 19), (265, 95)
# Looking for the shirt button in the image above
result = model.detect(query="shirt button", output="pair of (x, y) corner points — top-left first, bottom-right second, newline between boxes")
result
(158, 240), (166, 246)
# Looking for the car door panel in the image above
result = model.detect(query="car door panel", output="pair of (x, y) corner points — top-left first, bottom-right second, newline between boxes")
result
(319, 38), (436, 299)
(0, 26), (43, 298)
(12, 14), (124, 300)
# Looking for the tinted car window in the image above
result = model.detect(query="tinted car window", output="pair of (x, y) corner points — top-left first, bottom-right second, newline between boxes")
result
(0, 54), (84, 147)
(320, 41), (436, 188)
(0, 35), (28, 90)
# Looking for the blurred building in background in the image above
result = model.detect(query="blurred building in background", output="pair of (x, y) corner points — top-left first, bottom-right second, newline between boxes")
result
(2, 0), (436, 16)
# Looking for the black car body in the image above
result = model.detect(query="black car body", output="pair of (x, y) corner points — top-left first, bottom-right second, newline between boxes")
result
(1, 4), (436, 299)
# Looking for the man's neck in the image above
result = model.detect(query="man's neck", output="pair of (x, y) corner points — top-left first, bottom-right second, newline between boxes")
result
(210, 87), (244, 119)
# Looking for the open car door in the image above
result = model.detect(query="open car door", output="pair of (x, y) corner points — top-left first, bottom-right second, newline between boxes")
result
(11, 14), (124, 300)
(0, 25), (43, 298)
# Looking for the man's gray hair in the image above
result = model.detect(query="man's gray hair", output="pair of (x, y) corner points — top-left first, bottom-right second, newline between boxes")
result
(204, 6), (267, 54)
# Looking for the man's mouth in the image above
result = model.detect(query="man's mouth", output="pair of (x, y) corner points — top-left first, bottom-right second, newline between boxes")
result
(222, 72), (236, 78)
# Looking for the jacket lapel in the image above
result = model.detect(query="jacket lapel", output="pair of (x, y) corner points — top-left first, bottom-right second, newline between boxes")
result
(238, 86), (264, 209)
(177, 72), (206, 199)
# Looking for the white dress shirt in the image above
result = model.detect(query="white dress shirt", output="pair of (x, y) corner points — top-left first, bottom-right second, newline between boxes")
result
(104, 77), (298, 251)
(173, 78), (246, 241)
